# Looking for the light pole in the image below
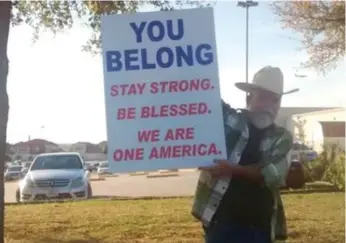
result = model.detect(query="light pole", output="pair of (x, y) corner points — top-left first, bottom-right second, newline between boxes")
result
(237, 0), (258, 83)
(40, 125), (45, 138)
(294, 73), (308, 78)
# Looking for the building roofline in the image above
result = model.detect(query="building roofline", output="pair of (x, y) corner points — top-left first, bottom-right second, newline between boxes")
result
(292, 107), (345, 117)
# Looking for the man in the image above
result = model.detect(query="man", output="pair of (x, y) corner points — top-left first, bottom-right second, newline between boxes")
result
(191, 66), (299, 243)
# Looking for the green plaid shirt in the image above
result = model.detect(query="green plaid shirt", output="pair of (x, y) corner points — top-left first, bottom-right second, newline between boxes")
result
(191, 102), (293, 241)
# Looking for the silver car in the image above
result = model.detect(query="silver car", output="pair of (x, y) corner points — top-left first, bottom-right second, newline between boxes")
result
(5, 166), (23, 181)
(97, 162), (110, 175)
(21, 162), (32, 176)
(16, 152), (92, 202)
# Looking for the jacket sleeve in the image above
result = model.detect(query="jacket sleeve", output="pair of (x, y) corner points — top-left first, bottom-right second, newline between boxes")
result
(221, 100), (232, 115)
(260, 130), (293, 188)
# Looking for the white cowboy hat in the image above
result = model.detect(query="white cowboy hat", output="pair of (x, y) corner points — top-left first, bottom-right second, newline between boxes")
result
(235, 66), (299, 95)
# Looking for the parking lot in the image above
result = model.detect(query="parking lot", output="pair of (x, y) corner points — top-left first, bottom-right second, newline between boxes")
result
(4, 171), (200, 203)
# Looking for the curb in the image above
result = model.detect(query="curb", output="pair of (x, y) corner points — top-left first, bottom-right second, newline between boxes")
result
(146, 173), (180, 178)
(90, 178), (106, 181)
(5, 195), (194, 206)
(178, 168), (198, 172)
(159, 170), (178, 174)
(281, 188), (341, 195)
(4, 190), (344, 206)
(129, 172), (148, 176)
(99, 174), (119, 178)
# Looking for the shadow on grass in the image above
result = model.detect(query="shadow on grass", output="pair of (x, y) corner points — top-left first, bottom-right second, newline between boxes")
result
(7, 237), (105, 243)
(48, 239), (103, 243)
(275, 230), (307, 242)
(288, 230), (305, 239)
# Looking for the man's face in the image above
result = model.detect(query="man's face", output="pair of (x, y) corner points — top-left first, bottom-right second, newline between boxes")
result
(248, 89), (281, 129)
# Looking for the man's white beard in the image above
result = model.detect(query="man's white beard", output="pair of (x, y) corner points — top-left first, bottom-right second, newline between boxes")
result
(250, 113), (274, 129)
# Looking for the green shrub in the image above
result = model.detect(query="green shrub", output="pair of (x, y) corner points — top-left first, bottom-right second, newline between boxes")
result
(306, 145), (345, 190)
(323, 153), (345, 190)
(302, 162), (314, 182)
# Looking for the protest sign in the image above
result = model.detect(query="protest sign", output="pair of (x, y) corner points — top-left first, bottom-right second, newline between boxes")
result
(101, 8), (226, 173)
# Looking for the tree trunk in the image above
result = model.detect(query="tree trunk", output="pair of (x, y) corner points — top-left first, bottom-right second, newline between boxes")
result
(0, 1), (11, 243)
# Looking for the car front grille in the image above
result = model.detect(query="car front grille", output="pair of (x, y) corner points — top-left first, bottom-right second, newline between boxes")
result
(34, 193), (72, 200)
(34, 179), (70, 188)
(7, 173), (20, 177)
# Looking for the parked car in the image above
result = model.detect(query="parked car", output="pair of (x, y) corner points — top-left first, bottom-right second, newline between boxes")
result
(84, 162), (93, 171)
(90, 162), (100, 172)
(16, 152), (92, 203)
(291, 141), (318, 162)
(84, 162), (99, 172)
(5, 166), (23, 181)
(12, 160), (22, 166)
(21, 162), (32, 176)
(97, 162), (110, 175)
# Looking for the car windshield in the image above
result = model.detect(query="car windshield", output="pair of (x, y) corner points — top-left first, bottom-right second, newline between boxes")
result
(99, 163), (108, 168)
(31, 154), (83, 171)
(7, 166), (22, 172)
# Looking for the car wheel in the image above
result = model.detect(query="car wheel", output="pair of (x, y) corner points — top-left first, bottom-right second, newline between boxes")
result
(16, 188), (20, 203)
(87, 183), (92, 199)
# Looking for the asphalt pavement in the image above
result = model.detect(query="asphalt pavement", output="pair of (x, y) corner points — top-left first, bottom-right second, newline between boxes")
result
(4, 171), (200, 203)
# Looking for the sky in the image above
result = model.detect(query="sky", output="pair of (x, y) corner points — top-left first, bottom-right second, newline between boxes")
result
(6, 1), (345, 144)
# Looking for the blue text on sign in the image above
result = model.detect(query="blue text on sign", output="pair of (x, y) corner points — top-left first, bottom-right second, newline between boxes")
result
(105, 18), (214, 72)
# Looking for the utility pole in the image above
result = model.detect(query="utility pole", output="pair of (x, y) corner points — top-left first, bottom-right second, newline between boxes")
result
(237, 0), (259, 83)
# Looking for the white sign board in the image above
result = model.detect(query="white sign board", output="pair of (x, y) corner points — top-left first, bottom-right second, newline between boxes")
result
(101, 8), (226, 173)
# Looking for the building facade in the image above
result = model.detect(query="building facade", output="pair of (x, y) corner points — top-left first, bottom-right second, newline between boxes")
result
(67, 142), (106, 161)
(8, 139), (62, 161)
(274, 107), (345, 152)
(293, 108), (345, 150)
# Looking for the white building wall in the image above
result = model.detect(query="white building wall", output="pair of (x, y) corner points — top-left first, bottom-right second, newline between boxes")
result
(293, 108), (345, 151)
(294, 108), (345, 122)
(83, 153), (107, 161)
(69, 144), (87, 154)
(66, 144), (106, 161)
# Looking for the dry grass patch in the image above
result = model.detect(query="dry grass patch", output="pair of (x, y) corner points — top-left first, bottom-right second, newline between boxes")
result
(5, 192), (345, 243)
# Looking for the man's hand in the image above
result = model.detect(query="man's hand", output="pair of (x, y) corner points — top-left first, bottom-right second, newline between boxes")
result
(199, 159), (264, 182)
(198, 159), (233, 178)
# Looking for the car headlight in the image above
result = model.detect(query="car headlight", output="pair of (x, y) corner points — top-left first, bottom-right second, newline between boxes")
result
(71, 177), (84, 188)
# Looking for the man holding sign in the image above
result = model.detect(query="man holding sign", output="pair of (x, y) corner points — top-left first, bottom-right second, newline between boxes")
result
(101, 8), (228, 173)
(192, 66), (301, 243)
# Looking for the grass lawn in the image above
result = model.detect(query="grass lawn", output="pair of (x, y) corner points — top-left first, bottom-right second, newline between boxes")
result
(5, 192), (345, 243)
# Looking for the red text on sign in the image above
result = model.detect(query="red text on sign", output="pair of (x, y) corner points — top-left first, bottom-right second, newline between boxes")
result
(141, 102), (209, 118)
(110, 83), (146, 97)
(149, 143), (219, 159)
(138, 129), (160, 143)
(117, 107), (136, 120)
(164, 127), (194, 141)
(150, 78), (212, 94)
(113, 148), (144, 161)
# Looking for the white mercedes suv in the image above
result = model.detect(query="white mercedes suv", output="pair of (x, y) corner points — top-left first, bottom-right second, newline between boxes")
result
(16, 152), (92, 202)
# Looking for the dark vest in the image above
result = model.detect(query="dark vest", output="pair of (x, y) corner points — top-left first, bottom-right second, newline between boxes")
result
(213, 122), (274, 232)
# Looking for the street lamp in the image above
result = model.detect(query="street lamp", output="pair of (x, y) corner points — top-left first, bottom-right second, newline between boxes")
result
(237, 0), (259, 83)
